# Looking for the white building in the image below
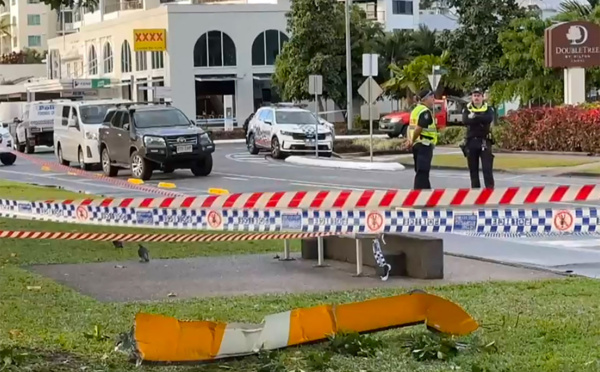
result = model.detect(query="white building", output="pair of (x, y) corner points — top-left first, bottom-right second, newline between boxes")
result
(0, 0), (75, 55)
(45, 0), (419, 126)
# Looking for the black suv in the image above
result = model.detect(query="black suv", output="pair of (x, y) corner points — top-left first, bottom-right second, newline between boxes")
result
(98, 103), (215, 180)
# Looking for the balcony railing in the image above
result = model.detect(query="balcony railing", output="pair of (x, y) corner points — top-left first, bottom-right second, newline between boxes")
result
(57, 22), (75, 32)
(365, 9), (385, 22)
(104, 0), (143, 14)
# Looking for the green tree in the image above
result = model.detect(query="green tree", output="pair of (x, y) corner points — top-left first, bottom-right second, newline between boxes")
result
(559, 0), (600, 18)
(272, 0), (383, 110)
(438, 0), (528, 91)
(489, 16), (563, 106)
(0, 0), (96, 10)
(0, 18), (10, 39)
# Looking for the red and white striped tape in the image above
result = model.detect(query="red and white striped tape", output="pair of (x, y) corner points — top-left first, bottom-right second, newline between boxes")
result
(42, 184), (600, 209)
(13, 151), (187, 197)
(0, 230), (334, 242)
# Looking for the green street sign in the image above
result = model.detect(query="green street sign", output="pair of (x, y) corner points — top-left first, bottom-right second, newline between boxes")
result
(92, 78), (111, 88)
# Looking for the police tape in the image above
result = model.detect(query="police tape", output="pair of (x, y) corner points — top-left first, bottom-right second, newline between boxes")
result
(40, 183), (600, 210)
(13, 151), (188, 198)
(1, 198), (599, 236)
(0, 230), (334, 242)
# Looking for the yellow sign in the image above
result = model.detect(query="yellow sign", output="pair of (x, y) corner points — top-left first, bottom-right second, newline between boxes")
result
(133, 29), (166, 52)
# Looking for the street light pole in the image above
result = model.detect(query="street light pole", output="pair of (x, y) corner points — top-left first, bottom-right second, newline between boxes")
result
(345, 0), (352, 130)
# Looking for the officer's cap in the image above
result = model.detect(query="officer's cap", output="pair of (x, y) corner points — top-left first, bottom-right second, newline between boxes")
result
(418, 89), (434, 100)
(471, 88), (483, 95)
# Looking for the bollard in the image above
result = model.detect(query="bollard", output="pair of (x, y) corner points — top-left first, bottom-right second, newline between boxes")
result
(279, 239), (295, 261)
(355, 239), (363, 276)
(315, 236), (327, 267)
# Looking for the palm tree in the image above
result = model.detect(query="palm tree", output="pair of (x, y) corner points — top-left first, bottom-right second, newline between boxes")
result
(559, 0), (600, 18)
(0, 18), (11, 38)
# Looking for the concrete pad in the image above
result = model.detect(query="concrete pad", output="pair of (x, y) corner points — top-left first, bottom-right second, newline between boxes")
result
(285, 156), (405, 171)
(28, 253), (561, 303)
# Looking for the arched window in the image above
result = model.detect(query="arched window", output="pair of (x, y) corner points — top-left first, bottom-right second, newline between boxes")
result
(252, 30), (288, 66)
(121, 40), (132, 73)
(88, 45), (97, 75)
(193, 31), (236, 67)
(103, 42), (113, 74)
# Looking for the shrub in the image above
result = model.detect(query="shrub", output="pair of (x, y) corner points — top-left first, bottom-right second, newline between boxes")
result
(437, 126), (466, 146)
(334, 138), (410, 154)
(502, 105), (600, 153)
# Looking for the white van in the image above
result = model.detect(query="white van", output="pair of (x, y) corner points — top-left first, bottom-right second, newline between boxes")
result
(15, 100), (68, 153)
(53, 99), (131, 170)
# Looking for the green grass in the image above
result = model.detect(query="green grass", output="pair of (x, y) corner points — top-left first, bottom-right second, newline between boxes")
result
(2, 181), (600, 371)
(401, 154), (598, 170)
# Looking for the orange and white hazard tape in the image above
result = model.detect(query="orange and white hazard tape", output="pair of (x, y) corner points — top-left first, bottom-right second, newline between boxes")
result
(0, 230), (335, 242)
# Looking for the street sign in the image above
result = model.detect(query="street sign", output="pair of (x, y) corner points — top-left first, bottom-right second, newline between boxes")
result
(428, 74), (441, 91)
(72, 79), (92, 89)
(358, 77), (383, 104)
(92, 78), (111, 88)
(360, 104), (379, 120)
(362, 53), (379, 77)
(308, 75), (323, 95)
(133, 29), (167, 52)
(154, 86), (171, 98)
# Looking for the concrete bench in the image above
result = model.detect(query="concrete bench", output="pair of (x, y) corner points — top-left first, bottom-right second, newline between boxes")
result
(300, 233), (443, 279)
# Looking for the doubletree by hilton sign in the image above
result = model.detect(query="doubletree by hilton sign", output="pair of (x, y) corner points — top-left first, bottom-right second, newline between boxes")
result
(545, 21), (600, 69)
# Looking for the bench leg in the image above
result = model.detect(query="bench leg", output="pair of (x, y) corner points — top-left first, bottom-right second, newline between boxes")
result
(354, 239), (364, 277)
(314, 236), (328, 267)
(279, 239), (295, 261)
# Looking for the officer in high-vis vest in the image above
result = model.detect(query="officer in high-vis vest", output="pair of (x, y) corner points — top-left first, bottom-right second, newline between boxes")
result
(461, 88), (495, 189)
(408, 89), (438, 190)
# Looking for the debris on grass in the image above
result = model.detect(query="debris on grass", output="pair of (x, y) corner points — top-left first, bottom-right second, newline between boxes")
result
(399, 332), (497, 362)
(327, 331), (384, 357)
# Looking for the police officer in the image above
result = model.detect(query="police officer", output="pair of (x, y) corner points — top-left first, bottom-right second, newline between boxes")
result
(461, 88), (495, 189)
(408, 89), (439, 190)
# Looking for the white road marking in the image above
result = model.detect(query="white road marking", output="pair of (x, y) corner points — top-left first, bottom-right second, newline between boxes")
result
(223, 177), (249, 181)
(290, 182), (368, 191)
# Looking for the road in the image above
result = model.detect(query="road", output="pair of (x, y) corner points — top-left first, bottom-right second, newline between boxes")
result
(2, 143), (600, 278)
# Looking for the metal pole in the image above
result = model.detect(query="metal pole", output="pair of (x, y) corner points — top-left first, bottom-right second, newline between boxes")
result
(368, 77), (373, 162)
(345, 0), (353, 130)
(315, 89), (319, 158)
(317, 236), (324, 266)
(355, 238), (363, 276)
(283, 239), (290, 260)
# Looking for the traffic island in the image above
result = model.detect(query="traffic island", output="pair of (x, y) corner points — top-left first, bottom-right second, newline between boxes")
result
(285, 156), (405, 171)
(301, 233), (444, 279)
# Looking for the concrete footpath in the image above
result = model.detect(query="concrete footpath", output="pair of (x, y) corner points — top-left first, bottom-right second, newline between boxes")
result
(29, 253), (561, 302)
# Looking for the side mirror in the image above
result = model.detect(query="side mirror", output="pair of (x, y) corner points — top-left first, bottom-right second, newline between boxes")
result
(68, 120), (78, 129)
(190, 119), (196, 126)
(206, 130), (214, 140)
(123, 123), (130, 131)
(264, 120), (272, 125)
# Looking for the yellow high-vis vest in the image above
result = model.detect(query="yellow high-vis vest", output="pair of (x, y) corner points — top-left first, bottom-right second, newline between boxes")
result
(408, 104), (438, 146)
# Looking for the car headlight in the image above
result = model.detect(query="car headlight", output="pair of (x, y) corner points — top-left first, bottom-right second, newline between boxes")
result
(280, 131), (295, 136)
(199, 133), (212, 145)
(144, 136), (166, 147)
(389, 117), (402, 124)
(84, 131), (98, 140)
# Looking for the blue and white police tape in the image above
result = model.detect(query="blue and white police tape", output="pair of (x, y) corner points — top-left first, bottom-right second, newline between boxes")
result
(0, 199), (599, 236)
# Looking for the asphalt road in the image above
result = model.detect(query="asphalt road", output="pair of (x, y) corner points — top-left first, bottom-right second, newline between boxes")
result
(2, 143), (600, 278)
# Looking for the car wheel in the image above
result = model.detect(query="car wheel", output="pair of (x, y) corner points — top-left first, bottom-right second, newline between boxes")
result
(387, 132), (400, 139)
(0, 153), (16, 166)
(78, 147), (92, 171)
(320, 152), (332, 158)
(163, 165), (175, 174)
(101, 147), (118, 177)
(25, 136), (34, 154)
(271, 137), (284, 159)
(400, 124), (408, 138)
(57, 145), (69, 166)
(130, 150), (153, 180)
(247, 133), (259, 155)
(191, 154), (213, 176)
(16, 133), (25, 152)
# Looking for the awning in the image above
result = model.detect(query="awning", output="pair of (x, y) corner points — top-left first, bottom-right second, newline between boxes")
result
(195, 76), (242, 82)
(252, 74), (272, 81)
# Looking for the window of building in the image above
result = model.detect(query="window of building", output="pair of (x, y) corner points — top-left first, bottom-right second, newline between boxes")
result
(251, 30), (288, 66)
(121, 40), (132, 73)
(27, 14), (41, 26)
(193, 31), (236, 67)
(12, 37), (17, 48)
(88, 45), (98, 75)
(103, 42), (113, 73)
(74, 62), (79, 77)
(10, 0), (15, 6)
(27, 0), (40, 3)
(66, 63), (71, 77)
(135, 51), (147, 71)
(151, 51), (164, 69)
(392, 0), (413, 15)
(28, 35), (41, 47)
(11, 16), (16, 25)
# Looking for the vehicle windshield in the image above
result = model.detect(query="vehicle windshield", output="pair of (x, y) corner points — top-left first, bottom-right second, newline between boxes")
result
(80, 104), (121, 124)
(133, 108), (191, 128)
(275, 111), (319, 125)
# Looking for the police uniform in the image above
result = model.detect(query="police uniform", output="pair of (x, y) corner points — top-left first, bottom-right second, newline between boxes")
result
(461, 90), (495, 189)
(409, 91), (439, 190)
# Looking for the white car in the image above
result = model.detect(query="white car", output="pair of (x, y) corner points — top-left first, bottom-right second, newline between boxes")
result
(0, 124), (16, 165)
(246, 105), (334, 159)
(53, 99), (131, 170)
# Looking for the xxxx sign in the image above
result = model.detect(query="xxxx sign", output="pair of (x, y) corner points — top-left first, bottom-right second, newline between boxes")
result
(133, 29), (167, 52)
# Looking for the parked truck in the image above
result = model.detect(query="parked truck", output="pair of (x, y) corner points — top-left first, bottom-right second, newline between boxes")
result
(378, 96), (468, 138)
(10, 101), (59, 153)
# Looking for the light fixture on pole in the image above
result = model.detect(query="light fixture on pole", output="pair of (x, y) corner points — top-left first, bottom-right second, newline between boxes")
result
(345, 0), (352, 130)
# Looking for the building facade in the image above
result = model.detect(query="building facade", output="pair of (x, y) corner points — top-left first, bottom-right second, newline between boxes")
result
(45, 0), (419, 125)
(0, 0), (75, 55)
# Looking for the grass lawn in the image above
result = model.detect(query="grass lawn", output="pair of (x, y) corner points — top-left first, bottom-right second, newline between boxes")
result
(580, 166), (600, 174)
(400, 153), (599, 170)
(2, 181), (600, 371)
